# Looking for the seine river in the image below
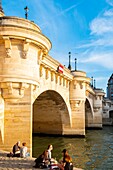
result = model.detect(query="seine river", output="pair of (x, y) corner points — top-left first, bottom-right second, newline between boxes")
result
(32, 126), (113, 170)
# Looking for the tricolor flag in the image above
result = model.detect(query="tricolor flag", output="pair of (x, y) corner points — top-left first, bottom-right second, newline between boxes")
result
(58, 64), (64, 74)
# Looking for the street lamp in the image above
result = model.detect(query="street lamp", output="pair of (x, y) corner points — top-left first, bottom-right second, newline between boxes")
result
(91, 76), (93, 87)
(24, 6), (29, 19)
(68, 52), (71, 70)
(94, 79), (96, 89)
(0, 0), (4, 13)
(75, 58), (77, 71)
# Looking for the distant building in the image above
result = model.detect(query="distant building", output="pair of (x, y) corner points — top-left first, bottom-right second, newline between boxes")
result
(107, 74), (113, 101)
(102, 74), (113, 125)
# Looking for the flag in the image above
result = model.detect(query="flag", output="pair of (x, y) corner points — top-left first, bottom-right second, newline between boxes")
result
(58, 64), (64, 74)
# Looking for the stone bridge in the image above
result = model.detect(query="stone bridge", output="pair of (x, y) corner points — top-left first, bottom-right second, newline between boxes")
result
(0, 15), (105, 155)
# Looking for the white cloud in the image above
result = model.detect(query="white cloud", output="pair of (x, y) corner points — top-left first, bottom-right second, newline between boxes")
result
(75, 6), (113, 73)
(90, 17), (113, 35)
(104, 8), (113, 16)
(106, 0), (113, 6)
(81, 52), (113, 70)
(56, 3), (79, 17)
(75, 37), (113, 49)
(96, 76), (108, 82)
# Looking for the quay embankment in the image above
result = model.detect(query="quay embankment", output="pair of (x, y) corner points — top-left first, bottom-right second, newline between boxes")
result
(0, 150), (83, 170)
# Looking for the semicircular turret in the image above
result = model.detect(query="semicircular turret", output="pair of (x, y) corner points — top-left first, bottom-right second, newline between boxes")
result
(0, 16), (52, 101)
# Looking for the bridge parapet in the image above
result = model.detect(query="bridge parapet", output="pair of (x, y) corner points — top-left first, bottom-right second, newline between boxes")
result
(94, 89), (105, 108)
(88, 88), (105, 128)
(40, 54), (73, 81)
(71, 70), (87, 77)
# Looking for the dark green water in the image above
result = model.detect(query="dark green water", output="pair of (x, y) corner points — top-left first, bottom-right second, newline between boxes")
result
(32, 126), (113, 170)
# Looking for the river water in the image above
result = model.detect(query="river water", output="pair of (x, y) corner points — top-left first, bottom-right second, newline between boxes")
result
(32, 126), (113, 170)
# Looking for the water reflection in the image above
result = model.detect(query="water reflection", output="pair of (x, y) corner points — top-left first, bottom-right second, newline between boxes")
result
(32, 126), (113, 170)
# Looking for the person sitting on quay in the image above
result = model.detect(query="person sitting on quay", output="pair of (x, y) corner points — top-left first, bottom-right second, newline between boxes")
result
(47, 144), (54, 162)
(20, 142), (30, 158)
(34, 144), (57, 169)
(61, 149), (73, 170)
(47, 144), (60, 169)
(7, 141), (21, 157)
(34, 150), (49, 168)
(50, 149), (73, 170)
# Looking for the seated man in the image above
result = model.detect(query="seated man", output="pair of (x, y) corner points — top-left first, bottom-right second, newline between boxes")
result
(20, 142), (30, 158)
(12, 141), (21, 157)
(7, 141), (21, 157)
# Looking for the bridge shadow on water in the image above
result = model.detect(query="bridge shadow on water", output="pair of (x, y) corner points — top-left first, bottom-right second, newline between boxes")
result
(32, 126), (113, 170)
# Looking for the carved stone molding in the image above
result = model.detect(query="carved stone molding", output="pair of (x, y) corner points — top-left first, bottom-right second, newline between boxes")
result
(19, 82), (29, 95)
(73, 81), (77, 89)
(3, 37), (12, 58)
(37, 48), (48, 64)
(66, 80), (69, 88)
(7, 82), (13, 94)
(23, 39), (31, 59)
(55, 74), (58, 84)
(93, 107), (100, 112)
(32, 84), (40, 103)
(70, 100), (83, 110)
(42, 49), (48, 60)
(40, 65), (43, 77)
(6, 48), (12, 58)
(0, 82), (29, 102)
(37, 49), (43, 64)
(79, 81), (84, 89)
(63, 78), (65, 86)
(51, 72), (54, 81)
(59, 77), (62, 85)
(95, 95), (98, 100)
(45, 69), (49, 80)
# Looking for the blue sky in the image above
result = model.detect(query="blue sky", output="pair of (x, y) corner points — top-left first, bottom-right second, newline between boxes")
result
(2, 0), (113, 93)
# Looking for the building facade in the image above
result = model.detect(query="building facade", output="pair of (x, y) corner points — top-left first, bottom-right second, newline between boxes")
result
(107, 74), (113, 101)
(103, 74), (113, 125)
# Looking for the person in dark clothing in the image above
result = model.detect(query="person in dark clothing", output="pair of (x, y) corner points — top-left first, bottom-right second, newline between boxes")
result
(49, 149), (73, 170)
(12, 141), (21, 157)
(34, 150), (49, 168)
(62, 149), (73, 170)
(12, 141), (20, 156)
(7, 141), (21, 157)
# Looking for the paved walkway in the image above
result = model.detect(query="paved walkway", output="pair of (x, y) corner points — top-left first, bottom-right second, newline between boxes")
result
(0, 151), (83, 170)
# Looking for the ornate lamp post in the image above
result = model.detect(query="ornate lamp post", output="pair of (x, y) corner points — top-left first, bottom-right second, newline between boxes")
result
(24, 6), (29, 19)
(0, 0), (4, 15)
(91, 76), (93, 87)
(94, 79), (96, 89)
(75, 58), (77, 71)
(68, 52), (71, 70)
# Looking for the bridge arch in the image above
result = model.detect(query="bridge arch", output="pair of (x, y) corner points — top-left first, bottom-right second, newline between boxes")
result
(85, 97), (94, 128)
(109, 110), (113, 117)
(33, 90), (71, 135)
(109, 110), (113, 125)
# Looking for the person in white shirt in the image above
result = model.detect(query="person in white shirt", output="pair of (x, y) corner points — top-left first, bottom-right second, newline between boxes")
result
(47, 144), (53, 161)
(20, 142), (29, 158)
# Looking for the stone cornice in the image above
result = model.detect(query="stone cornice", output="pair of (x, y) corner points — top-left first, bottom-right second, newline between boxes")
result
(0, 75), (40, 86)
(0, 16), (52, 52)
(0, 82), (30, 102)
(0, 16), (41, 32)
(86, 85), (95, 95)
(40, 55), (73, 81)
